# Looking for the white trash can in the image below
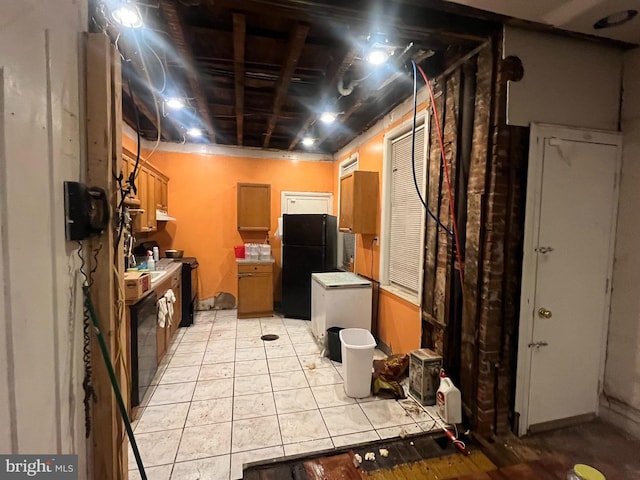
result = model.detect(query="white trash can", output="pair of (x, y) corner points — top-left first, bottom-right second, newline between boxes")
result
(340, 328), (377, 398)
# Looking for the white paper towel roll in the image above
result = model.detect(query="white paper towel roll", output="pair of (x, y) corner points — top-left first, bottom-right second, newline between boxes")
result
(274, 217), (283, 239)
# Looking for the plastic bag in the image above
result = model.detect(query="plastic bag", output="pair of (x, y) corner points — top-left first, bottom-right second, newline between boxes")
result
(371, 354), (409, 398)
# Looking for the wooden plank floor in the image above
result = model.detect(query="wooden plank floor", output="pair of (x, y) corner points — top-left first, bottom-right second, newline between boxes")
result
(243, 431), (581, 480)
(361, 451), (496, 480)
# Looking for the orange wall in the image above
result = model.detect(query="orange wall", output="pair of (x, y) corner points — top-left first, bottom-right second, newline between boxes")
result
(334, 106), (429, 354)
(122, 132), (137, 153)
(142, 150), (335, 301)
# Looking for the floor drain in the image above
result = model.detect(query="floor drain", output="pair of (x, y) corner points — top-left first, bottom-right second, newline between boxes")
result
(261, 334), (279, 341)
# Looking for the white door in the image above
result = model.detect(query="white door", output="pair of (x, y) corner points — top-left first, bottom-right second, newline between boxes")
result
(281, 191), (332, 215)
(516, 124), (621, 433)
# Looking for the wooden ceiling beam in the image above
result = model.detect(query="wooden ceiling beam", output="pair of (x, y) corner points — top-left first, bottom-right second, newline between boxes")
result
(262, 22), (310, 148)
(204, 0), (496, 41)
(233, 13), (246, 145)
(288, 45), (359, 150)
(159, 0), (216, 143)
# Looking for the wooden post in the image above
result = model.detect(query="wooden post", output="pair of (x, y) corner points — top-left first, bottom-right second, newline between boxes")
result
(85, 32), (125, 479)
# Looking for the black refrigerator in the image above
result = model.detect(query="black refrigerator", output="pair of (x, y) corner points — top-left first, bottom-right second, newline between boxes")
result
(282, 214), (337, 319)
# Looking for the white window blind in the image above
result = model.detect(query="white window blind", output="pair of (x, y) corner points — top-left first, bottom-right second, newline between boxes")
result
(389, 126), (426, 294)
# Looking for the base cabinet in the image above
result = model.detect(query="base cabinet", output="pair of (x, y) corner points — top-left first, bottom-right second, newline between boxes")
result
(238, 263), (273, 318)
(156, 269), (182, 363)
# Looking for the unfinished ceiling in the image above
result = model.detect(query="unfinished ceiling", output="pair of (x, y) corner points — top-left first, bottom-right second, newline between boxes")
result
(94, 0), (502, 153)
(94, 0), (635, 154)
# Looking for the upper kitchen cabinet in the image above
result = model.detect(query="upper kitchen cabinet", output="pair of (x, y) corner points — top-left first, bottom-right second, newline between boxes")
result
(237, 183), (271, 231)
(154, 173), (169, 210)
(123, 148), (171, 234)
(339, 171), (379, 234)
(146, 170), (157, 231)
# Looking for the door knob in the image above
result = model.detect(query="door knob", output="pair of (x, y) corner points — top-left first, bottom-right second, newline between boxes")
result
(535, 246), (554, 254)
(528, 341), (549, 349)
(538, 308), (552, 319)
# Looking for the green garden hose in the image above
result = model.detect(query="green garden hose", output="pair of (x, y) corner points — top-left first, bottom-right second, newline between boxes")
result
(83, 285), (147, 480)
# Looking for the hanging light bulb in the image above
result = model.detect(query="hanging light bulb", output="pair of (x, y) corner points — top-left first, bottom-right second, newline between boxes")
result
(112, 2), (144, 28)
(302, 136), (315, 147)
(366, 48), (389, 65)
(319, 111), (337, 124)
(165, 97), (185, 110)
(365, 32), (391, 66)
(186, 127), (203, 137)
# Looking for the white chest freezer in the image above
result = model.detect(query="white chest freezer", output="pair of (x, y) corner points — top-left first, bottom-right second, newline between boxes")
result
(311, 272), (372, 346)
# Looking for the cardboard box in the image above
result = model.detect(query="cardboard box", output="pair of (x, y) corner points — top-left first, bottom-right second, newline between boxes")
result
(124, 271), (150, 301)
(409, 348), (443, 406)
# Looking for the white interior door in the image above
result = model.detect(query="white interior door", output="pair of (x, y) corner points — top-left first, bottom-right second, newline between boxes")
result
(516, 124), (621, 433)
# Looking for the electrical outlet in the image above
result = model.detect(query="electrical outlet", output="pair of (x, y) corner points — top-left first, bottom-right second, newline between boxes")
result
(373, 236), (379, 246)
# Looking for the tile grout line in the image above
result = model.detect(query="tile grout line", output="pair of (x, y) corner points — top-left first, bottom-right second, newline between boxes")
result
(261, 317), (285, 460)
(228, 310), (237, 480)
(294, 347), (336, 453)
(170, 314), (207, 471)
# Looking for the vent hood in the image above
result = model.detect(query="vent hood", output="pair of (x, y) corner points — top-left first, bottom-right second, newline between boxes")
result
(156, 209), (176, 222)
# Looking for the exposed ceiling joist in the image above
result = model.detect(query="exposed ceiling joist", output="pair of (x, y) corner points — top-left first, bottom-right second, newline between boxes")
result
(262, 22), (310, 148)
(112, 0), (499, 151)
(204, 0), (495, 41)
(159, 0), (216, 142)
(289, 45), (359, 150)
(233, 13), (246, 145)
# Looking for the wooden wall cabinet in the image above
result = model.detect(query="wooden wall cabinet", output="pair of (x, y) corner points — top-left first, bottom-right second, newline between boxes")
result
(122, 150), (170, 234)
(136, 169), (149, 232)
(146, 170), (157, 231)
(237, 263), (273, 318)
(339, 171), (379, 234)
(237, 183), (271, 231)
(158, 177), (168, 210)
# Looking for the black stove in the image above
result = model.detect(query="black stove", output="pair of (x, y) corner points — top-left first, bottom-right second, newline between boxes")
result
(174, 257), (198, 327)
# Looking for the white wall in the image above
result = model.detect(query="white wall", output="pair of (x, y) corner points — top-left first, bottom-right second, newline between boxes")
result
(503, 26), (623, 131)
(602, 47), (640, 439)
(0, 0), (88, 471)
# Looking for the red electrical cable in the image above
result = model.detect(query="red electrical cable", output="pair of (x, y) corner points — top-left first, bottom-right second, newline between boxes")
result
(417, 65), (465, 287)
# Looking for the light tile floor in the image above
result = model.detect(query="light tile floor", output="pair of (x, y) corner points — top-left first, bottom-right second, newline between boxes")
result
(128, 310), (441, 480)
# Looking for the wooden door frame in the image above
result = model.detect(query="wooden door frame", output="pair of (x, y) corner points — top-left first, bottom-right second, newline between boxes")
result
(280, 191), (333, 215)
(514, 123), (622, 435)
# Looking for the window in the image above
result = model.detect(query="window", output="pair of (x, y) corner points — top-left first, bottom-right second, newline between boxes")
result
(381, 120), (427, 302)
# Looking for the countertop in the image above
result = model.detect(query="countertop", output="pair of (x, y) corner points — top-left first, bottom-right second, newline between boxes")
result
(236, 256), (275, 264)
(125, 260), (182, 304)
(312, 271), (371, 288)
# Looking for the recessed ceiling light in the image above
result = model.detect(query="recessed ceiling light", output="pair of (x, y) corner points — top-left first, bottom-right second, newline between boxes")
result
(366, 48), (389, 66)
(186, 127), (203, 137)
(594, 9), (638, 29)
(302, 136), (315, 147)
(319, 111), (337, 124)
(165, 97), (185, 110)
(112, 3), (143, 28)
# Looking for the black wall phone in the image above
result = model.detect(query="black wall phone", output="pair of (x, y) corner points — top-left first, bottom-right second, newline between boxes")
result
(64, 181), (110, 241)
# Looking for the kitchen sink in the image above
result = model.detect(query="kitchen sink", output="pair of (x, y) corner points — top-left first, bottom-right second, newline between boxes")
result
(149, 270), (167, 284)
